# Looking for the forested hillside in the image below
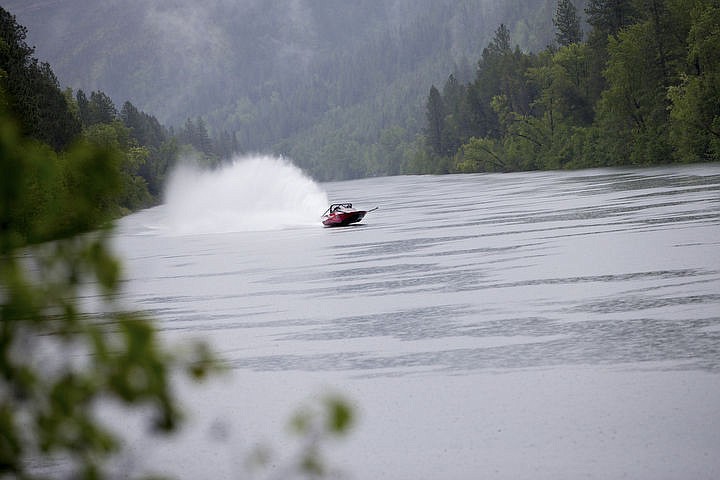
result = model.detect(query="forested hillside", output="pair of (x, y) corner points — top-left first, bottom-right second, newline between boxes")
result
(5, 0), (562, 180)
(419, 0), (720, 173)
(0, 6), (230, 216)
(7, 0), (714, 180)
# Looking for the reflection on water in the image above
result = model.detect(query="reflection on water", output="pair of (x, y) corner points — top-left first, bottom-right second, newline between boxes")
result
(116, 165), (720, 377)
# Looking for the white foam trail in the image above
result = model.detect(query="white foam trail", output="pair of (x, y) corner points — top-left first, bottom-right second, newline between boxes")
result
(163, 155), (329, 234)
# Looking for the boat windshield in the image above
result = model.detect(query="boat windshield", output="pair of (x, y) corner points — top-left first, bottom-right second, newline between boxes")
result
(326, 203), (353, 215)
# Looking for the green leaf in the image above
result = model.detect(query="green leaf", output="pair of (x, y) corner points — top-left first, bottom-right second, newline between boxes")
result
(324, 396), (353, 436)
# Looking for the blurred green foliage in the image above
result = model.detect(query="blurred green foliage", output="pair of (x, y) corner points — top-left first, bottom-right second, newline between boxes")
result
(0, 102), (215, 479)
(286, 394), (355, 479)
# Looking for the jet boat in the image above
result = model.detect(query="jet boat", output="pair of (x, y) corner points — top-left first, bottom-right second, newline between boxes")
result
(321, 203), (376, 227)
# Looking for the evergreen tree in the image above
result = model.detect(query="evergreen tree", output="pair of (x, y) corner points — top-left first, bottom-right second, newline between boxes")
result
(0, 7), (80, 150)
(554, 0), (583, 46)
(76, 89), (90, 127)
(195, 117), (213, 154)
(442, 74), (468, 155)
(87, 91), (117, 125)
(583, 0), (639, 106)
(425, 85), (445, 156)
(119, 100), (141, 135)
(585, 0), (638, 37)
(120, 101), (166, 149)
(465, 25), (514, 141)
(488, 23), (513, 56)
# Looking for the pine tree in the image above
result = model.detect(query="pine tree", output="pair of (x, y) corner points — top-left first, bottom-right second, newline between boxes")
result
(76, 89), (90, 127)
(425, 85), (445, 156)
(88, 91), (117, 125)
(0, 7), (80, 150)
(442, 74), (467, 155)
(554, 0), (583, 46)
(487, 24), (512, 56)
(586, 0), (637, 37)
(120, 101), (166, 149)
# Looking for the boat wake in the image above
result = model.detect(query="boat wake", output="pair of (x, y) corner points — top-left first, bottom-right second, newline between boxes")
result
(163, 155), (328, 234)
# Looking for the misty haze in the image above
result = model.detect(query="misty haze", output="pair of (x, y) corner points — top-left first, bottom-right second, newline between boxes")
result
(2, 1), (719, 479)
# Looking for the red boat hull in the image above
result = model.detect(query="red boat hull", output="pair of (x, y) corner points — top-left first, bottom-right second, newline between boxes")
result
(322, 210), (366, 227)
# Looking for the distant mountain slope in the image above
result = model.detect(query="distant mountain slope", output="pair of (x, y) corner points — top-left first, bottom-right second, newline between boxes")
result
(6, 0), (557, 177)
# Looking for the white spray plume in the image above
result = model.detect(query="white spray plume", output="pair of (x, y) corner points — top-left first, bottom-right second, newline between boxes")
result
(163, 155), (329, 234)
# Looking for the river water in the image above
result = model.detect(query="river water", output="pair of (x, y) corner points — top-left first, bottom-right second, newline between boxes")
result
(112, 160), (720, 480)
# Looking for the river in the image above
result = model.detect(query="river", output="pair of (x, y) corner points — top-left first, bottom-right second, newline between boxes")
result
(111, 159), (720, 480)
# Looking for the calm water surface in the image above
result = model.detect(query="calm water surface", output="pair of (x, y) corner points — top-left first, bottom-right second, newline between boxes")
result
(113, 164), (720, 480)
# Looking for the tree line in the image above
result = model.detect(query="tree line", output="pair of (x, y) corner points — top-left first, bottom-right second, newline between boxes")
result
(5, 0), (718, 190)
(416, 0), (720, 173)
(0, 6), (237, 220)
(6, 0), (595, 182)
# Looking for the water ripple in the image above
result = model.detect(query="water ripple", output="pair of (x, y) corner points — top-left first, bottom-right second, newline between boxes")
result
(228, 316), (720, 375)
(116, 165), (720, 377)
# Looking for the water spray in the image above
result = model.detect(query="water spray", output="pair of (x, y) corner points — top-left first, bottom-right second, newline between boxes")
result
(163, 155), (329, 234)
